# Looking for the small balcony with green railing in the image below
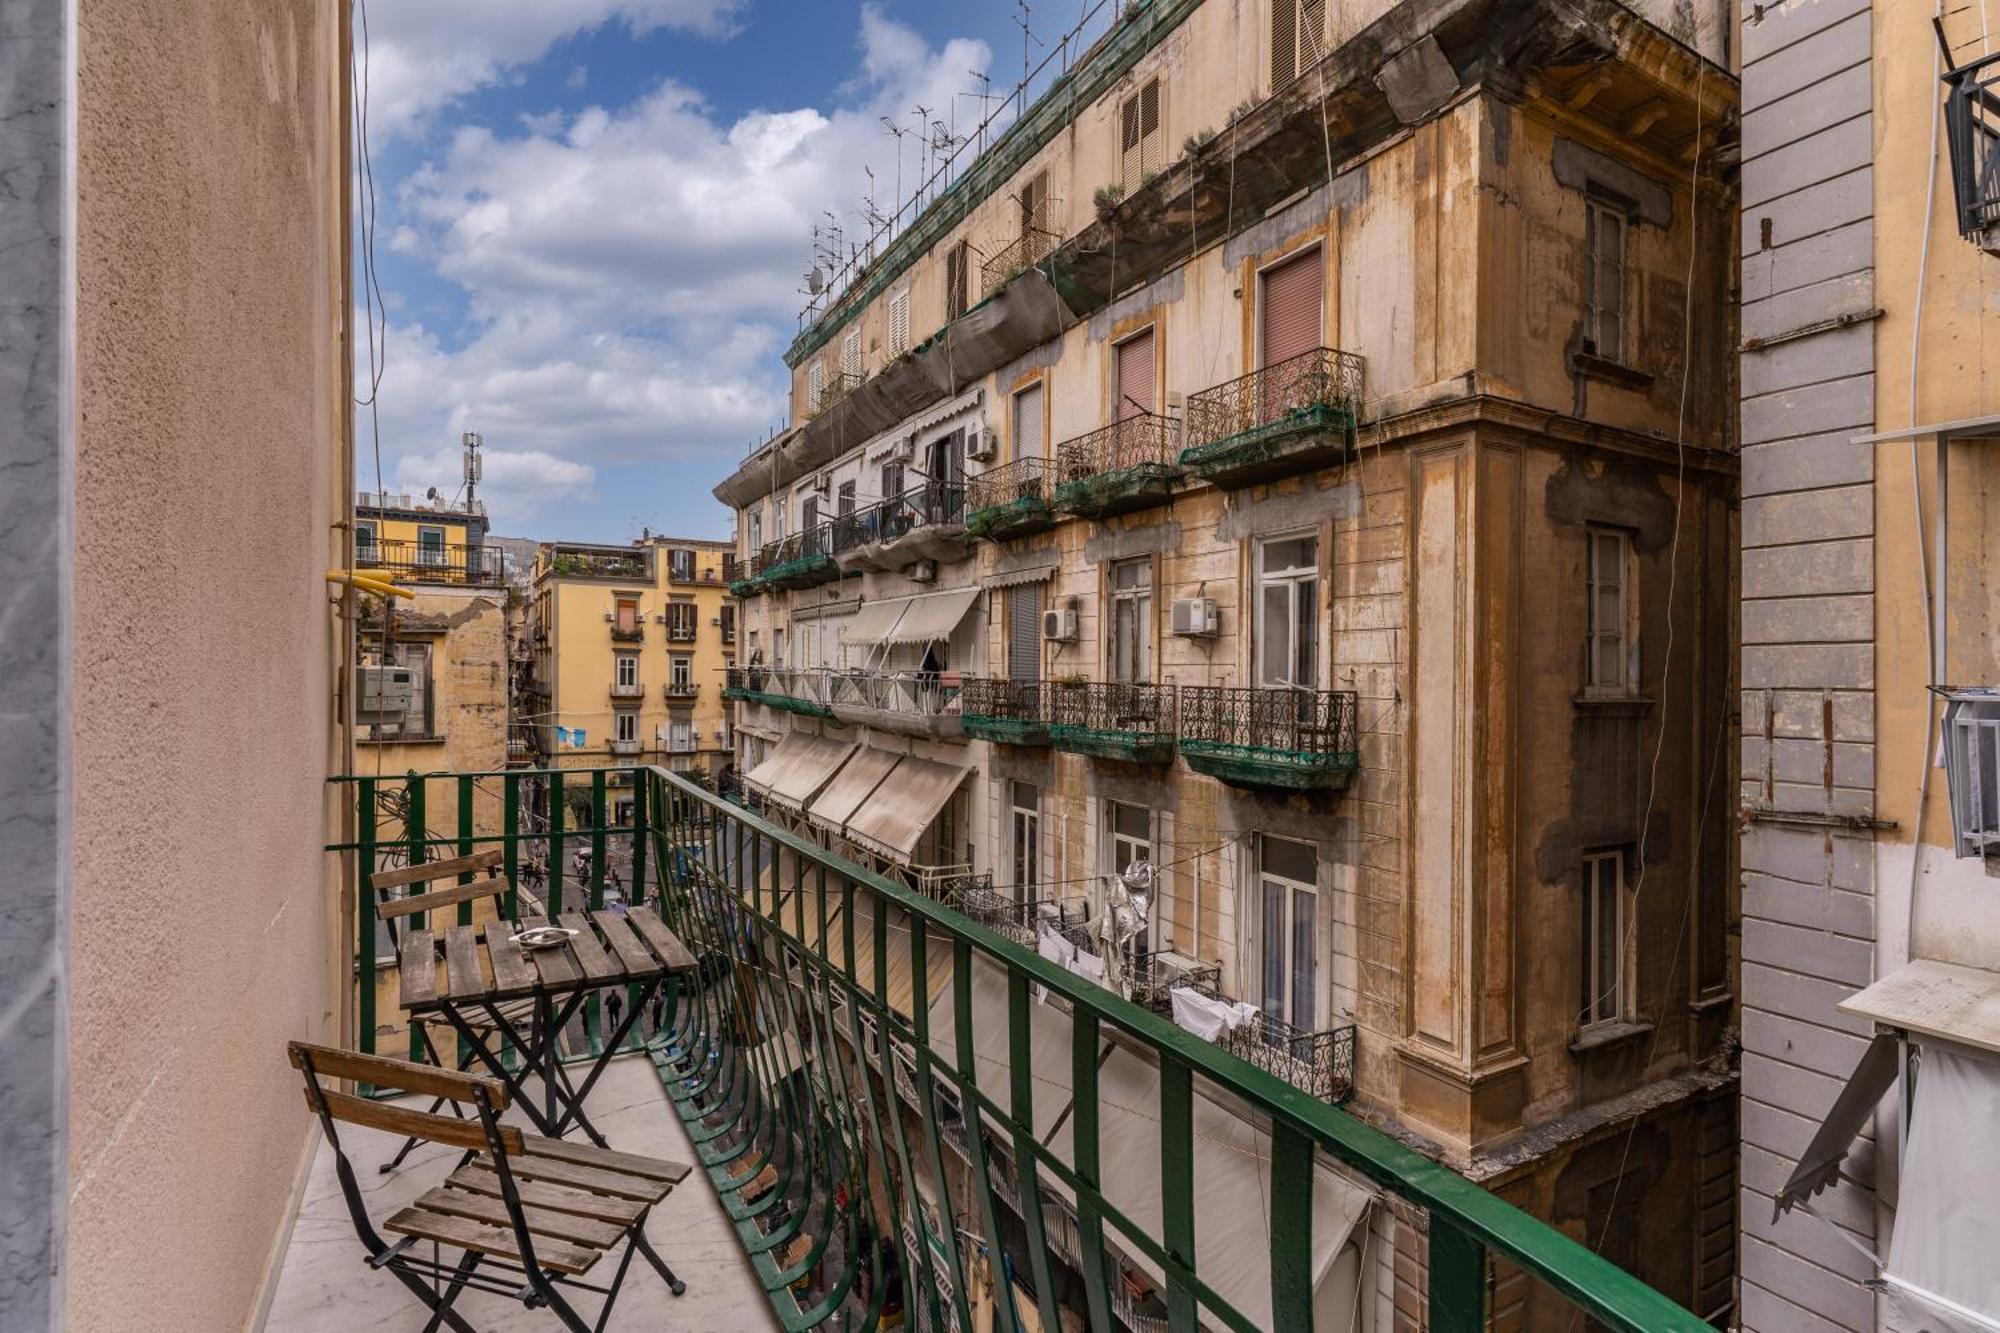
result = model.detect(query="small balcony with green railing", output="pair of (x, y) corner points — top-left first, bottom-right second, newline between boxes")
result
(1178, 685), (1361, 791)
(755, 524), (841, 590)
(981, 224), (1060, 299)
(964, 456), (1058, 542)
(1180, 347), (1365, 487)
(311, 764), (1718, 1333)
(722, 664), (834, 718)
(1048, 679), (1176, 764)
(1052, 412), (1181, 518)
(959, 676), (1051, 746)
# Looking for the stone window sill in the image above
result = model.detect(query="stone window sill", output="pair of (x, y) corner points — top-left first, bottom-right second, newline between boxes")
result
(358, 734), (446, 746)
(1569, 351), (1655, 391)
(1573, 694), (1656, 717)
(1569, 1020), (1653, 1057)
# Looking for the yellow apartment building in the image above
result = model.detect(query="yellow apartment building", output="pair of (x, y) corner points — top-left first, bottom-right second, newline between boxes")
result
(719, 0), (1740, 1323)
(527, 536), (737, 805)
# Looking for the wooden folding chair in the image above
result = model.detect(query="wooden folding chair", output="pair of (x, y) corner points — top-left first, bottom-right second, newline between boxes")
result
(372, 849), (539, 1172)
(289, 1041), (689, 1331)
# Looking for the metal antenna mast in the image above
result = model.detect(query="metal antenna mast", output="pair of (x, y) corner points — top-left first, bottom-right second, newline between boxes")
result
(461, 430), (482, 509)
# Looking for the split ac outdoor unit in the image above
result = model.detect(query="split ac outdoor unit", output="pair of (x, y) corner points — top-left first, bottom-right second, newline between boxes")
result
(603, 611), (615, 622)
(965, 428), (996, 462)
(810, 473), (831, 495)
(1170, 597), (1219, 637)
(1042, 599), (1078, 643)
(906, 559), (938, 583)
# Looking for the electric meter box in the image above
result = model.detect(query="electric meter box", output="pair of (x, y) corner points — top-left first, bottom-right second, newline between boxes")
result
(358, 665), (415, 724)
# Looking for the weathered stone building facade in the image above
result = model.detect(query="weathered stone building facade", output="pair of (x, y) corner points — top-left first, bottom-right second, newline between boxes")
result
(724, 0), (1741, 1322)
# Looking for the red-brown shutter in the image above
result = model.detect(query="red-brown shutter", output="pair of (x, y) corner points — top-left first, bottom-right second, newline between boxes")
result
(1114, 328), (1156, 420)
(1259, 247), (1323, 368)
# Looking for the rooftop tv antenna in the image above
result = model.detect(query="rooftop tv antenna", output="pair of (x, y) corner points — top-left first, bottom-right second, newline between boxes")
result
(1013, 1), (1044, 110)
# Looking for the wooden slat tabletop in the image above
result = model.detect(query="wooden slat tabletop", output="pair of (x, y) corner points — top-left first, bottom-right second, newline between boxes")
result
(400, 906), (695, 1014)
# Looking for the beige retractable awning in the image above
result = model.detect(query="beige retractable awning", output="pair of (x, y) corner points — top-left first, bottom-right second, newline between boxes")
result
(844, 754), (972, 862)
(805, 746), (902, 840)
(743, 734), (857, 811)
(843, 597), (913, 646)
(880, 587), (981, 646)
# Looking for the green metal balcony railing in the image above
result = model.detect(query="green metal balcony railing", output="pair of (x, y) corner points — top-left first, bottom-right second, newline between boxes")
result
(327, 765), (1713, 1333)
(964, 457), (1058, 542)
(1052, 412), (1180, 518)
(1180, 347), (1364, 487)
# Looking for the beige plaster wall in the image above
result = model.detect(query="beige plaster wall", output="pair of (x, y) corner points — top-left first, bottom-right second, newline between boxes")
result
(65, 1), (347, 1328)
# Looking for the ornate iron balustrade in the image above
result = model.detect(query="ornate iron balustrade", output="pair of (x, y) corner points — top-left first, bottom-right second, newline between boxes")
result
(1125, 951), (1224, 1016)
(828, 483), (967, 555)
(609, 622), (646, 644)
(815, 369), (864, 414)
(1223, 1014), (1357, 1104)
(356, 538), (507, 587)
(959, 677), (1050, 745)
(1945, 50), (2000, 244)
(981, 225), (1060, 297)
(756, 524), (841, 588)
(663, 681), (700, 702)
(1052, 413), (1180, 517)
(722, 664), (832, 716)
(1048, 679), (1175, 763)
(964, 458), (1056, 541)
(1178, 686), (1360, 791)
(544, 547), (652, 580)
(1180, 347), (1365, 486)
(722, 554), (741, 583)
(325, 766), (1717, 1333)
(610, 678), (646, 699)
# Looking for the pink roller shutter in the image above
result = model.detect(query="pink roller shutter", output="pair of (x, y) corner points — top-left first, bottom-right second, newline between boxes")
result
(1260, 248), (1323, 368)
(1114, 328), (1156, 420)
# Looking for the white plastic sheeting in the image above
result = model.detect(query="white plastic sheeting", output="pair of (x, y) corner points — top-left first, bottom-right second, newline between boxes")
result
(1168, 987), (1259, 1041)
(1883, 1042), (2000, 1332)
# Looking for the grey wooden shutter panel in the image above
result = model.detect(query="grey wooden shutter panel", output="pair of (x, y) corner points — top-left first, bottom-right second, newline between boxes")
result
(1015, 384), (1044, 460)
(1260, 247), (1322, 367)
(1009, 584), (1043, 681)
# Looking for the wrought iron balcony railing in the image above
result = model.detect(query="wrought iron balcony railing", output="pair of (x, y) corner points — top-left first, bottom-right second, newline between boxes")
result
(544, 547), (652, 581)
(610, 678), (646, 700)
(721, 554), (741, 583)
(1178, 685), (1360, 791)
(959, 676), (1050, 745)
(814, 369), (864, 415)
(1048, 679), (1175, 763)
(1223, 1012), (1358, 1105)
(828, 483), (967, 555)
(964, 457), (1057, 541)
(982, 224), (1060, 298)
(1052, 413), (1180, 517)
(663, 681), (700, 702)
(325, 764), (1717, 1333)
(1180, 347), (1365, 486)
(355, 539), (507, 587)
(1945, 49), (2000, 245)
(609, 622), (645, 643)
(725, 665), (833, 717)
(755, 525), (840, 588)
(608, 737), (644, 756)
(825, 669), (961, 718)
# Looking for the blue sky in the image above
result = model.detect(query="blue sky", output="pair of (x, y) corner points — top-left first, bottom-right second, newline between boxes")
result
(355, 1), (1029, 542)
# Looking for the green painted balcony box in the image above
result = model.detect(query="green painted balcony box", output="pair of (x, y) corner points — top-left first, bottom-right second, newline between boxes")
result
(1047, 680), (1175, 764)
(727, 576), (765, 599)
(1051, 414), (1179, 520)
(761, 552), (839, 590)
(959, 677), (1050, 745)
(1179, 347), (1365, 488)
(754, 527), (840, 591)
(1178, 685), (1359, 791)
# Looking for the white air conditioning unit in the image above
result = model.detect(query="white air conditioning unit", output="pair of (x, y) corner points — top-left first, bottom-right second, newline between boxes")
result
(654, 612), (669, 624)
(891, 438), (915, 463)
(810, 473), (832, 495)
(603, 611), (615, 622)
(965, 428), (996, 462)
(1170, 596), (1219, 637)
(1042, 599), (1078, 643)
(906, 559), (938, 583)
(711, 616), (723, 627)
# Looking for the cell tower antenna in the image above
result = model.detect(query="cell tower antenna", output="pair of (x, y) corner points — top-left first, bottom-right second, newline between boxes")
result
(461, 430), (483, 509)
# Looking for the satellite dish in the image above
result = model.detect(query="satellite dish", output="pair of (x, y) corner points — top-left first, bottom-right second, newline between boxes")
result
(426, 487), (440, 501)
(807, 267), (825, 295)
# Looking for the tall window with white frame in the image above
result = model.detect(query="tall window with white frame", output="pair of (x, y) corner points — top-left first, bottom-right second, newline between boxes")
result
(615, 710), (638, 746)
(1583, 195), (1627, 362)
(888, 287), (911, 357)
(615, 653), (639, 689)
(671, 655), (692, 691)
(1010, 781), (1041, 907)
(1585, 524), (1634, 696)
(1012, 381), (1045, 462)
(1109, 558), (1153, 684)
(807, 359), (824, 413)
(1256, 534), (1319, 688)
(1257, 834), (1319, 1035)
(1580, 848), (1627, 1034)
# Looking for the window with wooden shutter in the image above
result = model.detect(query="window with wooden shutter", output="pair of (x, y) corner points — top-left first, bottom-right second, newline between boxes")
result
(1114, 327), (1156, 420)
(1584, 197), (1626, 361)
(1259, 246), (1323, 367)
(1012, 382), (1045, 461)
(1008, 583), (1043, 681)
(806, 360), (824, 412)
(1119, 78), (1162, 196)
(1021, 171), (1049, 235)
(889, 287), (910, 356)
(1271, 0), (1327, 89)
(841, 328), (860, 379)
(945, 241), (970, 320)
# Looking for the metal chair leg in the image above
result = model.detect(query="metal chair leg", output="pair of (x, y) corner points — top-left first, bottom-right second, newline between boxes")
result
(591, 1242), (640, 1333)
(417, 1249), (483, 1333)
(387, 1261), (481, 1333)
(629, 1227), (688, 1297)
